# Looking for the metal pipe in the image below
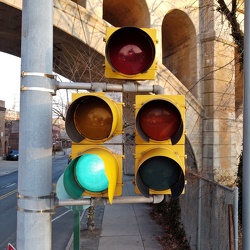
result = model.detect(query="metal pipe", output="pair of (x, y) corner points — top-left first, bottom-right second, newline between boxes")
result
(55, 81), (165, 94)
(197, 178), (202, 250)
(55, 81), (92, 90)
(234, 187), (239, 250)
(153, 84), (165, 94)
(243, 0), (250, 248)
(17, 0), (53, 249)
(57, 195), (164, 207)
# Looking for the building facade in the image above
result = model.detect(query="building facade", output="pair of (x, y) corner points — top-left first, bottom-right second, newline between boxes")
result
(1, 0), (244, 184)
(66, 0), (243, 185)
(0, 100), (6, 158)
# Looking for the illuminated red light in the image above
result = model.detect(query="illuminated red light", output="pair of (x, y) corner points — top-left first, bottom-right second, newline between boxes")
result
(105, 27), (155, 75)
(138, 100), (181, 141)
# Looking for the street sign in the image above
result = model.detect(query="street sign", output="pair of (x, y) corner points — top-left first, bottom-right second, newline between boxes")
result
(7, 243), (16, 250)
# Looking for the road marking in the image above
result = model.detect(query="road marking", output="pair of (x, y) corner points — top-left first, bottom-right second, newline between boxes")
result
(0, 189), (17, 200)
(0, 189), (71, 223)
(52, 210), (71, 222)
(1, 183), (16, 189)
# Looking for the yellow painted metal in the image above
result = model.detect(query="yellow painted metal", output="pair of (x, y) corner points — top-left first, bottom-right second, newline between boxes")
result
(104, 27), (157, 80)
(71, 92), (123, 144)
(135, 94), (186, 145)
(134, 94), (186, 197)
(72, 145), (123, 204)
(64, 92), (124, 204)
(134, 144), (185, 195)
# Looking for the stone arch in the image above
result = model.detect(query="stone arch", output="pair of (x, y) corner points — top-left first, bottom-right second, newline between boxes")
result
(162, 9), (198, 98)
(103, 0), (150, 28)
(185, 136), (198, 170)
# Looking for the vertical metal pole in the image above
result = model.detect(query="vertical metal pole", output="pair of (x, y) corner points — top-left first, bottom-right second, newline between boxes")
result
(17, 1), (54, 249)
(73, 210), (80, 250)
(243, 1), (250, 249)
(234, 187), (238, 250)
(197, 178), (202, 250)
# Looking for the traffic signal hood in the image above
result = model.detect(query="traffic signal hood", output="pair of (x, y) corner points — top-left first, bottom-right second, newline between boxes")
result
(134, 95), (186, 199)
(105, 27), (157, 80)
(65, 92), (123, 144)
(135, 95), (185, 145)
(63, 146), (123, 204)
(57, 92), (123, 205)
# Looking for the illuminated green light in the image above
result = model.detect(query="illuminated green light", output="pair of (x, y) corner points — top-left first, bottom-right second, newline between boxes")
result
(75, 154), (108, 192)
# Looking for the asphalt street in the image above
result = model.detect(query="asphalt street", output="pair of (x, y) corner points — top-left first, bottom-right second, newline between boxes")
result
(0, 155), (74, 250)
(0, 154), (163, 250)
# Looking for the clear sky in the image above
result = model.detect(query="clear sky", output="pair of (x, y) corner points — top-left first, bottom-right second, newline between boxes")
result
(0, 52), (73, 111)
(0, 52), (21, 110)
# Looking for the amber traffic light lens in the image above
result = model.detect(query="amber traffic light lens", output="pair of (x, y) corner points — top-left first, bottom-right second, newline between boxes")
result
(138, 100), (181, 141)
(74, 96), (113, 140)
(105, 27), (155, 75)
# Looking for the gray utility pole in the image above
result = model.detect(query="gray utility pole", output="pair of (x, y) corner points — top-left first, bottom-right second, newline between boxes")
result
(243, 0), (250, 249)
(17, 1), (54, 249)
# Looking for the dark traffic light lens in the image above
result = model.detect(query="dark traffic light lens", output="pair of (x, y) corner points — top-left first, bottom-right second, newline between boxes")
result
(74, 96), (113, 140)
(106, 27), (155, 75)
(138, 100), (181, 141)
(138, 156), (182, 191)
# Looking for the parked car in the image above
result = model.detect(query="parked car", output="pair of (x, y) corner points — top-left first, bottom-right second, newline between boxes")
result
(6, 150), (19, 161)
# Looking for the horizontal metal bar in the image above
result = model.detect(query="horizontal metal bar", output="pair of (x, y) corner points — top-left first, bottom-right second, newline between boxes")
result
(55, 81), (92, 90)
(55, 81), (164, 94)
(57, 195), (164, 207)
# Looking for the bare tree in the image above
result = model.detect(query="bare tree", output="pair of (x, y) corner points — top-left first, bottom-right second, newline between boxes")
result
(216, 0), (244, 68)
(52, 88), (70, 123)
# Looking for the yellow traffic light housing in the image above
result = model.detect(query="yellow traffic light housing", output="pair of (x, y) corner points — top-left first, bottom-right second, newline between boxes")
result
(64, 146), (122, 204)
(66, 92), (123, 143)
(104, 27), (157, 80)
(57, 92), (123, 204)
(134, 95), (186, 199)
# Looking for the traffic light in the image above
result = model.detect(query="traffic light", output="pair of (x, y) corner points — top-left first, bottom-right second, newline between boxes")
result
(134, 95), (186, 199)
(57, 92), (123, 204)
(104, 27), (157, 80)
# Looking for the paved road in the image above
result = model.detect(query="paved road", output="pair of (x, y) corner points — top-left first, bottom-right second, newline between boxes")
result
(1, 155), (164, 250)
(0, 155), (76, 250)
(0, 170), (17, 249)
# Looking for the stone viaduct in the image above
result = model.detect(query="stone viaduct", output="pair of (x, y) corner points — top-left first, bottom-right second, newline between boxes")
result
(0, 0), (244, 185)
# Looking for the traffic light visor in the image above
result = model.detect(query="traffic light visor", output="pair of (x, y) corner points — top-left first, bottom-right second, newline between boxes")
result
(138, 156), (182, 191)
(63, 147), (120, 203)
(105, 27), (155, 75)
(135, 147), (185, 199)
(66, 94), (119, 143)
(136, 99), (183, 143)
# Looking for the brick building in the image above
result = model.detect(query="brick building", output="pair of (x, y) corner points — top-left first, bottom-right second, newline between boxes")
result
(0, 100), (6, 158)
(0, 101), (67, 157)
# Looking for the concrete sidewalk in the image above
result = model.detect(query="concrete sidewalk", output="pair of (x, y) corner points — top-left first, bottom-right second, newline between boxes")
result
(98, 175), (163, 250)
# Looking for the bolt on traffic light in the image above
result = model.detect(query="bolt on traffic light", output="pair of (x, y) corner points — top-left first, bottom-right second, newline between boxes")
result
(134, 95), (186, 199)
(104, 27), (157, 80)
(56, 92), (123, 204)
